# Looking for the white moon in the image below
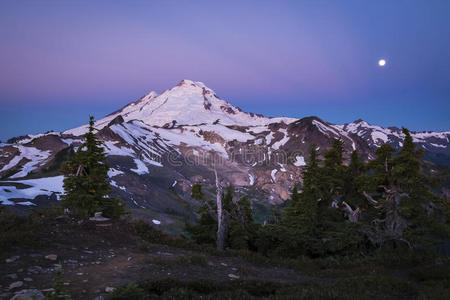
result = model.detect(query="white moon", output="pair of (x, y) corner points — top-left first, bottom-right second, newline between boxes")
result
(378, 59), (386, 67)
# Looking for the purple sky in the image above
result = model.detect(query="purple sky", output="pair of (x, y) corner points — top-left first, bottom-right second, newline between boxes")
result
(1, 0), (449, 141)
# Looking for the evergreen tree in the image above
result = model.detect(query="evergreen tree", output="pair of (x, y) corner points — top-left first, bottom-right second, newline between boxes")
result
(324, 138), (344, 167)
(306, 143), (362, 256)
(228, 195), (260, 250)
(222, 185), (234, 213)
(283, 185), (312, 231)
(237, 195), (253, 224)
(348, 150), (364, 178)
(186, 183), (217, 245)
(61, 116), (125, 219)
(363, 128), (449, 247)
(368, 143), (396, 189)
(343, 150), (366, 209)
(302, 145), (325, 206)
(269, 146), (324, 256)
(322, 139), (346, 204)
(191, 183), (204, 200)
(392, 128), (449, 244)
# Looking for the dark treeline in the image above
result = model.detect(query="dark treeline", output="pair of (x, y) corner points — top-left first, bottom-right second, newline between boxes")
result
(186, 128), (450, 258)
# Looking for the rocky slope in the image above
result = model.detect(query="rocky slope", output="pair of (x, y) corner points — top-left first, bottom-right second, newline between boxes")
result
(1, 80), (449, 225)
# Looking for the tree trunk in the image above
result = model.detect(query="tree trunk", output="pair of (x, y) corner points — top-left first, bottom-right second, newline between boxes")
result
(215, 169), (225, 251)
(383, 185), (408, 240)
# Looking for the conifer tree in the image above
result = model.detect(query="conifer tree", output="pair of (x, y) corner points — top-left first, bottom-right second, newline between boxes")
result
(348, 150), (364, 178)
(237, 195), (253, 224)
(61, 116), (125, 219)
(283, 185), (315, 231)
(363, 128), (449, 247)
(323, 139), (346, 204)
(191, 183), (204, 201)
(313, 142), (362, 255)
(276, 146), (324, 255)
(228, 195), (260, 250)
(342, 150), (365, 209)
(222, 185), (234, 213)
(186, 183), (217, 245)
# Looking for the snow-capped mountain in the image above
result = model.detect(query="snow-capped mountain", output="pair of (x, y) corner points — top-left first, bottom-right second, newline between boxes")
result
(1, 80), (449, 220)
(65, 79), (296, 136)
(339, 119), (450, 163)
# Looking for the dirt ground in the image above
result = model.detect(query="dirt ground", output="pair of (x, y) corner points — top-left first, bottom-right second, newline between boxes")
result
(0, 218), (308, 299)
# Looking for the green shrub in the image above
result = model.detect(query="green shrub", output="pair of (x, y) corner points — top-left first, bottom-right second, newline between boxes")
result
(110, 282), (146, 300)
(45, 266), (71, 300)
(133, 219), (198, 249)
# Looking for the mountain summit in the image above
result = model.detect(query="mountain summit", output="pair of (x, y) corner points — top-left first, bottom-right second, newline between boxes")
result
(66, 80), (295, 136)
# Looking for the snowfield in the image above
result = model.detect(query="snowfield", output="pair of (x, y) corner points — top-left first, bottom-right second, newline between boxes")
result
(0, 146), (51, 178)
(0, 176), (64, 205)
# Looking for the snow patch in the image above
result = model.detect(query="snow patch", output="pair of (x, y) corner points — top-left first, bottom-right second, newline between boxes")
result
(0, 146), (51, 179)
(271, 169), (278, 182)
(293, 156), (306, 167)
(0, 176), (65, 205)
(254, 138), (263, 145)
(103, 141), (135, 157)
(312, 120), (339, 136)
(430, 143), (446, 148)
(271, 129), (289, 150)
(248, 174), (254, 185)
(108, 168), (124, 178)
(111, 180), (127, 191)
(130, 159), (149, 175)
(278, 163), (287, 172)
(16, 201), (36, 206)
(371, 131), (388, 143)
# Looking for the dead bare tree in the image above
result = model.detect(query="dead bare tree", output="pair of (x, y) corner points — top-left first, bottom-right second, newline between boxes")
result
(215, 168), (226, 251)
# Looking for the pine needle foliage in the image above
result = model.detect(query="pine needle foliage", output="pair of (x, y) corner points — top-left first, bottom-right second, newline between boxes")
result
(61, 116), (125, 219)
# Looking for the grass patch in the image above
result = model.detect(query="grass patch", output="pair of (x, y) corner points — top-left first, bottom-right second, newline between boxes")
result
(150, 254), (208, 267)
(0, 205), (64, 253)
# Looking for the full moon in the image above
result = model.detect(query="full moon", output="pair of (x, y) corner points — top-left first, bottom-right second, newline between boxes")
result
(378, 59), (386, 67)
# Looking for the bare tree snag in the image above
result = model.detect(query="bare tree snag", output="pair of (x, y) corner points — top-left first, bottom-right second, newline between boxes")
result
(215, 168), (225, 251)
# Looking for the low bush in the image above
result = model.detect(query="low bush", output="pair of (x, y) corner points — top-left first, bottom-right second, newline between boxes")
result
(110, 282), (146, 300)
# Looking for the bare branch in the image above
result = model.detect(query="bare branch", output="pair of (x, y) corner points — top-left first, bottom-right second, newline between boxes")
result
(75, 164), (86, 176)
(341, 201), (360, 223)
(363, 191), (378, 205)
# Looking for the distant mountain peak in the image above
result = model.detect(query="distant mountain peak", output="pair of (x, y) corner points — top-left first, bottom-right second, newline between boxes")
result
(176, 79), (206, 88)
(65, 80), (297, 136)
(353, 118), (365, 124)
